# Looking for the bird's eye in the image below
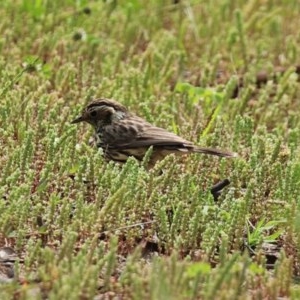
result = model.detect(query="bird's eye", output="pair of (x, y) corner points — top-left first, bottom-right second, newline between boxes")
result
(90, 111), (97, 117)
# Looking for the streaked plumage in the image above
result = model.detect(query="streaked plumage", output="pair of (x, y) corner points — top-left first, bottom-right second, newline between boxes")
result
(72, 99), (237, 166)
(0, 247), (17, 283)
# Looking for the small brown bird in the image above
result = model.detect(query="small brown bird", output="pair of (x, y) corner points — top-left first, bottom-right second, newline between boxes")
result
(71, 99), (237, 167)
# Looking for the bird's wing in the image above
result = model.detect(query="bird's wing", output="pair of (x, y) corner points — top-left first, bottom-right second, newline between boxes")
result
(103, 118), (193, 149)
(101, 118), (236, 157)
(134, 126), (193, 148)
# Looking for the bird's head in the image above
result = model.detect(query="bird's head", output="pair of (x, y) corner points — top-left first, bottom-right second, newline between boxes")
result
(71, 99), (128, 129)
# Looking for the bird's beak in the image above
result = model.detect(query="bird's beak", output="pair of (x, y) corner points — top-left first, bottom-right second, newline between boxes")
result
(71, 115), (84, 124)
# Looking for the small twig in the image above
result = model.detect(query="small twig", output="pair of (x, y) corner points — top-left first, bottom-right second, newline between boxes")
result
(210, 179), (230, 201)
(99, 220), (156, 236)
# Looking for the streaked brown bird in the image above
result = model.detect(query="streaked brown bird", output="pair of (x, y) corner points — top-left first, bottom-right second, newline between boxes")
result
(71, 99), (237, 167)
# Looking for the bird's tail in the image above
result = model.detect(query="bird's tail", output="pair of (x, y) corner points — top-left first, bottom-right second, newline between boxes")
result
(193, 147), (237, 158)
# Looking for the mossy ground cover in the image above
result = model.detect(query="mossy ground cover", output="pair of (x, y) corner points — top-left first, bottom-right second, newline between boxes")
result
(0, 0), (300, 299)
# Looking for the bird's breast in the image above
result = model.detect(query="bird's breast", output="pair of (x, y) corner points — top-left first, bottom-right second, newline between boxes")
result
(94, 130), (105, 147)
